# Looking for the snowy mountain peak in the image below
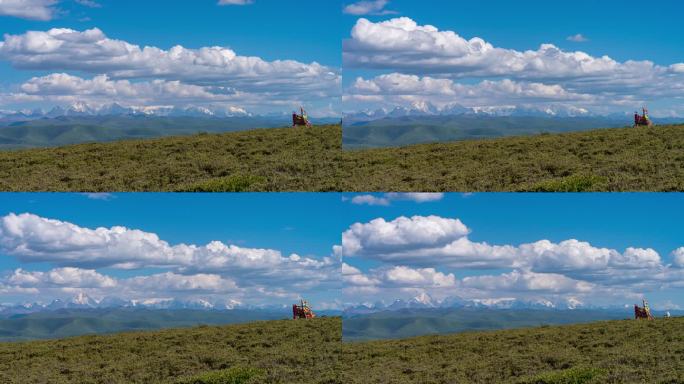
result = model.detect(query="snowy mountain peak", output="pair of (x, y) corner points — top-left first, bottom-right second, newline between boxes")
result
(70, 292), (98, 307)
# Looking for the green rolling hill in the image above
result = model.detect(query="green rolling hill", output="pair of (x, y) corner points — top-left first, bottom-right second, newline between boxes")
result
(2, 316), (682, 383)
(340, 317), (684, 384)
(0, 317), (342, 384)
(0, 124), (682, 191)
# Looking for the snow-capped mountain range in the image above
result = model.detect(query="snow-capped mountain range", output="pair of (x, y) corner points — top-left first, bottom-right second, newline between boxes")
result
(344, 102), (607, 124)
(0, 293), (291, 316)
(0, 102), (253, 122)
(342, 293), (627, 316)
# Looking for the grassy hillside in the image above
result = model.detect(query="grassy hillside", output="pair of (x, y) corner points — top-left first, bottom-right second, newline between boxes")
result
(0, 308), (290, 342)
(340, 124), (684, 192)
(2, 316), (681, 383)
(0, 317), (341, 384)
(0, 125), (343, 192)
(0, 124), (682, 191)
(340, 317), (684, 384)
(343, 308), (630, 341)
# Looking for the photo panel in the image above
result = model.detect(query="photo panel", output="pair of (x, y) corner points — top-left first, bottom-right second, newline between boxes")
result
(342, 0), (684, 149)
(340, 193), (684, 341)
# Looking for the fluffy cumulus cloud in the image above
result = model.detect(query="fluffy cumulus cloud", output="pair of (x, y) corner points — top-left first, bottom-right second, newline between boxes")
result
(0, 213), (339, 305)
(673, 247), (684, 268)
(7, 267), (116, 288)
(0, 0), (57, 21)
(461, 270), (593, 294)
(344, 18), (658, 81)
(342, 17), (684, 115)
(340, 214), (684, 305)
(339, 215), (470, 257)
(345, 73), (597, 110)
(0, 27), (340, 115)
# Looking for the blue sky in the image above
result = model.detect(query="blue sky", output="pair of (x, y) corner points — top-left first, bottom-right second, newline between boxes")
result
(340, 192), (684, 310)
(342, 0), (684, 117)
(0, 0), (342, 116)
(0, 193), (343, 308)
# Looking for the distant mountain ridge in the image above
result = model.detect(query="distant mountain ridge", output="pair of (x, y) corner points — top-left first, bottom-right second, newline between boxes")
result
(344, 102), (600, 124)
(0, 102), (257, 123)
(342, 293), (655, 317)
(343, 102), (684, 148)
(0, 111), (340, 150)
(0, 292), (301, 317)
(344, 101), (684, 124)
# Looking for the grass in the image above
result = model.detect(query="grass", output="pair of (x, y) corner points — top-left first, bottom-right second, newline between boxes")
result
(0, 125), (343, 192)
(340, 124), (684, 192)
(176, 366), (265, 384)
(0, 317), (342, 384)
(0, 124), (682, 191)
(339, 317), (684, 384)
(2, 316), (682, 383)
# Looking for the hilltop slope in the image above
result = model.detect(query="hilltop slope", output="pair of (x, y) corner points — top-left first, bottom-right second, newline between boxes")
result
(0, 317), (341, 384)
(0, 124), (682, 191)
(340, 317), (684, 384)
(2, 316), (681, 383)
(0, 125), (342, 192)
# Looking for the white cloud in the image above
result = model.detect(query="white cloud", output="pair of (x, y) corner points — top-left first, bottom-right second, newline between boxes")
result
(0, 28), (341, 114)
(340, 215), (470, 257)
(344, 18), (651, 81)
(343, 0), (395, 16)
(218, 0), (253, 5)
(346, 73), (597, 109)
(0, 213), (339, 291)
(342, 262), (378, 287)
(349, 192), (444, 206)
(124, 272), (238, 293)
(386, 193), (444, 203)
(341, 215), (684, 307)
(342, 17), (684, 115)
(343, 263), (455, 289)
(7, 267), (116, 288)
(0, 28), (338, 93)
(566, 34), (588, 43)
(0, 0), (56, 21)
(381, 265), (456, 288)
(74, 0), (100, 8)
(462, 270), (594, 294)
(672, 247), (684, 268)
(82, 192), (115, 201)
(350, 194), (390, 206)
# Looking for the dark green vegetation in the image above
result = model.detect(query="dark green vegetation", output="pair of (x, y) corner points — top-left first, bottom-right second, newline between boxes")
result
(341, 124), (684, 192)
(339, 317), (684, 384)
(0, 116), (295, 150)
(343, 116), (627, 148)
(3, 316), (681, 383)
(343, 308), (630, 341)
(0, 124), (683, 191)
(0, 309), (288, 342)
(0, 317), (341, 384)
(0, 125), (342, 191)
